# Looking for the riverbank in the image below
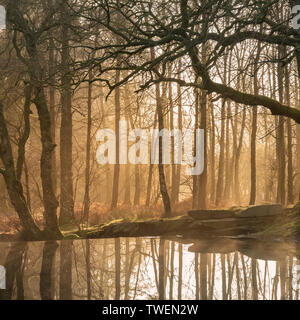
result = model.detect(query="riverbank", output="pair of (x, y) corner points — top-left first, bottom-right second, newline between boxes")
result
(74, 204), (300, 241)
(1, 204), (299, 242)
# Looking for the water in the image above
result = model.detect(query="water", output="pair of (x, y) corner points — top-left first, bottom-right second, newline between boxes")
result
(0, 237), (299, 300)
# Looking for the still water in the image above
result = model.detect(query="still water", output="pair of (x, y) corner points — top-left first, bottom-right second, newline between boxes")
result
(0, 237), (299, 300)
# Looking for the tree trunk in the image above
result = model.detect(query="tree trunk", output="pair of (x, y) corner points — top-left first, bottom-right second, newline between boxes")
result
(83, 72), (93, 224)
(134, 165), (140, 206)
(193, 86), (200, 209)
(215, 100), (226, 206)
(234, 105), (246, 204)
(7, 1), (61, 237)
(0, 103), (42, 239)
(111, 68), (121, 210)
(284, 54), (293, 204)
(296, 76), (300, 202)
(175, 62), (183, 203)
(59, 2), (74, 225)
(169, 64), (177, 204)
(156, 83), (172, 217)
(224, 103), (231, 203)
(124, 163), (131, 205)
(35, 89), (61, 237)
(146, 163), (154, 207)
(210, 102), (216, 205)
(198, 89), (208, 209)
(250, 83), (258, 204)
(150, 48), (171, 217)
(276, 45), (286, 205)
(47, 1), (57, 196)
(122, 85), (132, 206)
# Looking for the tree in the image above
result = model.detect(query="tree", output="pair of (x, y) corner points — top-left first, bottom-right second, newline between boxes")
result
(5, 0), (62, 237)
(76, 0), (300, 124)
(0, 102), (42, 238)
(59, 0), (75, 226)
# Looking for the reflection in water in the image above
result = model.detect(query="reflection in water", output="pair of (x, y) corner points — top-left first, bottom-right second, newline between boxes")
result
(40, 241), (58, 300)
(0, 242), (27, 300)
(115, 238), (120, 300)
(60, 240), (73, 300)
(0, 237), (299, 300)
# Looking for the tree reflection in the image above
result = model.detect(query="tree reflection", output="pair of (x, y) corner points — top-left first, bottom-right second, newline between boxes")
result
(158, 238), (165, 300)
(1, 238), (300, 300)
(40, 241), (58, 300)
(0, 242), (27, 300)
(115, 238), (120, 300)
(59, 240), (73, 300)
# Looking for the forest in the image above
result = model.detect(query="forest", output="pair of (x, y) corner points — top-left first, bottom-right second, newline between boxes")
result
(0, 0), (299, 242)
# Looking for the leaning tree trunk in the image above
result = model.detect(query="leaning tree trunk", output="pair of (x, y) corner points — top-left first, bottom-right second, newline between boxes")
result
(7, 1), (61, 238)
(0, 102), (42, 239)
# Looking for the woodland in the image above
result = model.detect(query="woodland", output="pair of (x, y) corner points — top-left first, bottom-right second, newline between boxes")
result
(0, 0), (299, 240)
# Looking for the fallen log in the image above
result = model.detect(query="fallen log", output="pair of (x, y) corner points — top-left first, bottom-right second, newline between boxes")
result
(188, 204), (283, 220)
(78, 212), (285, 240)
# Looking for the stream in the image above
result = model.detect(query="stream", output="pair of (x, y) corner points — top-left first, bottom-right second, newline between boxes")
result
(0, 237), (299, 300)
